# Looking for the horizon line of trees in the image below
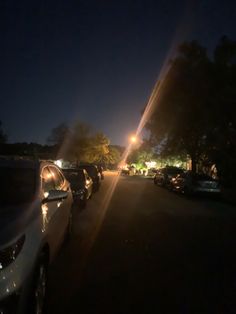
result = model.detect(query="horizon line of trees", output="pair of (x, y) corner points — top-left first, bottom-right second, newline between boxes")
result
(0, 120), (124, 167)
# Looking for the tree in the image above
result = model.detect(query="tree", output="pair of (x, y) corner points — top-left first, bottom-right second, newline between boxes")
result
(47, 123), (71, 147)
(105, 146), (121, 166)
(85, 132), (110, 164)
(146, 37), (236, 184)
(46, 121), (119, 167)
(146, 41), (212, 172)
(127, 141), (154, 168)
(70, 122), (93, 163)
(205, 36), (236, 184)
(0, 121), (7, 143)
(47, 123), (73, 160)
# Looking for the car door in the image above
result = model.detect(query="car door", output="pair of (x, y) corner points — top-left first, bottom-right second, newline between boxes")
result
(41, 166), (70, 257)
(41, 166), (63, 257)
(48, 165), (72, 243)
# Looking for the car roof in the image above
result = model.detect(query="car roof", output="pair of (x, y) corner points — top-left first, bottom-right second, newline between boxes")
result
(79, 164), (97, 169)
(62, 168), (84, 173)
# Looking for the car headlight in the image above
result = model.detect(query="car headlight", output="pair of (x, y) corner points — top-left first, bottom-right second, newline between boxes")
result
(0, 235), (25, 270)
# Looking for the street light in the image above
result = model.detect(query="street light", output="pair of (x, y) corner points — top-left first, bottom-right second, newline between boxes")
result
(130, 135), (137, 143)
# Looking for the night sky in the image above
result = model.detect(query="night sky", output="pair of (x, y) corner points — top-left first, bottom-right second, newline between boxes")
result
(1, 0), (236, 145)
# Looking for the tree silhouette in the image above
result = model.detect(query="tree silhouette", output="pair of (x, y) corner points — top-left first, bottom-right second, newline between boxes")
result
(147, 41), (211, 172)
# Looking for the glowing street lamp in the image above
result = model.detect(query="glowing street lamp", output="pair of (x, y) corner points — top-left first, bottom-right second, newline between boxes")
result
(130, 135), (137, 144)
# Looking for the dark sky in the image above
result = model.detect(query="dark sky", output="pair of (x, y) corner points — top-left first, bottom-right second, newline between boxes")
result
(1, 0), (236, 145)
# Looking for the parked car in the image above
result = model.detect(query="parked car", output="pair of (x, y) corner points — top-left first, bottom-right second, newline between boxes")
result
(154, 166), (184, 187)
(147, 168), (158, 177)
(0, 159), (73, 314)
(121, 169), (130, 175)
(78, 164), (101, 191)
(170, 171), (221, 195)
(62, 168), (93, 207)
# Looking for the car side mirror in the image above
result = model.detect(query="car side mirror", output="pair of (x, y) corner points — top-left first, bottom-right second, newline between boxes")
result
(43, 190), (68, 203)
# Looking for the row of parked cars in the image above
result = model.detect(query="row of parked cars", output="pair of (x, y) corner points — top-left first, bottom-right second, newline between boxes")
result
(63, 164), (104, 208)
(0, 158), (103, 314)
(153, 166), (221, 195)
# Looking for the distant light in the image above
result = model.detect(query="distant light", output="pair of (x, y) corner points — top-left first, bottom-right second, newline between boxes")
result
(54, 159), (63, 168)
(145, 161), (157, 169)
(130, 136), (137, 143)
(44, 192), (49, 199)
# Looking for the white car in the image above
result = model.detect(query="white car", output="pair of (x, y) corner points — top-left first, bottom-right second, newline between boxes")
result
(0, 159), (73, 314)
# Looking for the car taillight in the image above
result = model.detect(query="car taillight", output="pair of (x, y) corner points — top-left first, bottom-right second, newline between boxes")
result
(0, 235), (25, 270)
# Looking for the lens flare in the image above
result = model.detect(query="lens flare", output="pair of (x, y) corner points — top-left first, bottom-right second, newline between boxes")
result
(51, 1), (197, 275)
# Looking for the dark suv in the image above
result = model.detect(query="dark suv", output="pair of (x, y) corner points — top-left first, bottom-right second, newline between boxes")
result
(62, 168), (93, 207)
(78, 164), (101, 191)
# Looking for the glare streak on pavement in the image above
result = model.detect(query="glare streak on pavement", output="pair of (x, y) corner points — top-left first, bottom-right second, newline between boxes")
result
(47, 172), (236, 314)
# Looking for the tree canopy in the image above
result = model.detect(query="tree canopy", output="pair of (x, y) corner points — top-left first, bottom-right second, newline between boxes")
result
(47, 121), (121, 166)
(146, 37), (236, 183)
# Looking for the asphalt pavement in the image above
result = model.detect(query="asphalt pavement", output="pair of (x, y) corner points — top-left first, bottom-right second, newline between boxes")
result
(46, 172), (236, 314)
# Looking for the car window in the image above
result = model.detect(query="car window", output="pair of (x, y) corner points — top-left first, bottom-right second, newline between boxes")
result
(48, 166), (64, 190)
(64, 169), (85, 182)
(41, 167), (55, 193)
(81, 166), (97, 177)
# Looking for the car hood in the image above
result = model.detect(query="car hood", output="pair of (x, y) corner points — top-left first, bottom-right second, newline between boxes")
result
(0, 200), (39, 247)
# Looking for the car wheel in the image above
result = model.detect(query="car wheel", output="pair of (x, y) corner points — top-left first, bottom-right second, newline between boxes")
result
(29, 256), (48, 314)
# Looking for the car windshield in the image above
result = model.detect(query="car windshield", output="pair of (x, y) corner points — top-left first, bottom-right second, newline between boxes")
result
(0, 167), (36, 205)
(63, 170), (84, 184)
(81, 166), (97, 177)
